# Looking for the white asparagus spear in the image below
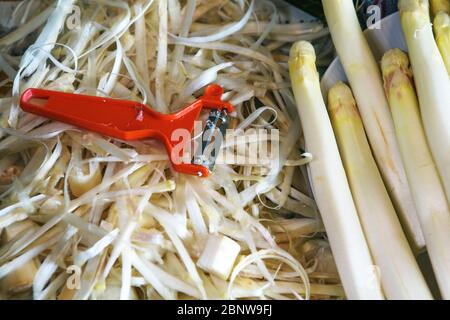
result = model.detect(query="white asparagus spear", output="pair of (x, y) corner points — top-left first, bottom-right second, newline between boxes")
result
(329, 81), (432, 300)
(399, 0), (450, 204)
(382, 49), (450, 299)
(289, 41), (384, 300)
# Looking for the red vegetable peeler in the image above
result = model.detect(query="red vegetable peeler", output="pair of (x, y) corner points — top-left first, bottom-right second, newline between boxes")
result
(20, 84), (234, 177)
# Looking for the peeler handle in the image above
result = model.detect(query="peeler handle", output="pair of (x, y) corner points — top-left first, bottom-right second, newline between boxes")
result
(20, 88), (170, 141)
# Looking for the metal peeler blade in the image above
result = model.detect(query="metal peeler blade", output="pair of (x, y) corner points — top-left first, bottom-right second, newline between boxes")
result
(192, 109), (229, 174)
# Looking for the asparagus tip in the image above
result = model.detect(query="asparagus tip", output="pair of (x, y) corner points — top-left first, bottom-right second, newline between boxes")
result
(328, 82), (359, 118)
(381, 49), (410, 78)
(289, 41), (316, 63)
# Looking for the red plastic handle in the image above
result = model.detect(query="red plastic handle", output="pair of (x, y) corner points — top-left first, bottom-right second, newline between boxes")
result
(20, 84), (234, 177)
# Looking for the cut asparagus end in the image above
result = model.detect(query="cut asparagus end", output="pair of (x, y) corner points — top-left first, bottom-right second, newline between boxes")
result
(196, 234), (241, 281)
(0, 220), (39, 295)
(68, 162), (103, 197)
